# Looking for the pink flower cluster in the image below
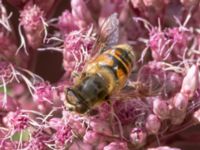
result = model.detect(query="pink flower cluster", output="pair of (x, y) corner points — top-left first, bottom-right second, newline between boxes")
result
(0, 0), (200, 149)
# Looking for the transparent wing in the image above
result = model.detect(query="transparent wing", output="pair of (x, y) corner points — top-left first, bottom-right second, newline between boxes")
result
(110, 82), (159, 101)
(92, 13), (119, 55)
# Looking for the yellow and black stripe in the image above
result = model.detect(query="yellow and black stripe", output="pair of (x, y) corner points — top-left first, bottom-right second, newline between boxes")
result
(96, 44), (134, 88)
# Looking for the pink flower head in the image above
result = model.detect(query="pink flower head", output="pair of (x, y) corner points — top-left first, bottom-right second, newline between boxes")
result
(63, 30), (95, 78)
(2, 0), (200, 149)
(165, 27), (189, 58)
(27, 131), (49, 150)
(20, 4), (44, 32)
(4, 111), (29, 131)
(58, 10), (79, 34)
(71, 0), (94, 29)
(103, 141), (128, 150)
(33, 81), (54, 104)
(55, 125), (73, 146)
(149, 27), (190, 62)
(149, 27), (174, 62)
(0, 61), (14, 84)
(19, 4), (45, 49)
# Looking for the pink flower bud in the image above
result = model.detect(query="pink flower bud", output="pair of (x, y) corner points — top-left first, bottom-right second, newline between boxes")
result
(103, 142), (128, 150)
(193, 109), (200, 123)
(130, 128), (147, 146)
(153, 99), (170, 120)
(148, 146), (181, 150)
(181, 65), (199, 99)
(170, 107), (186, 125)
(71, 0), (94, 29)
(145, 114), (161, 134)
(165, 72), (182, 97)
(83, 130), (100, 145)
(172, 93), (188, 112)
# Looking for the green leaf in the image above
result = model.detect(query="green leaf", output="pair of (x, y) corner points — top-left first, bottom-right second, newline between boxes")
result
(11, 129), (30, 141)
(0, 86), (11, 95)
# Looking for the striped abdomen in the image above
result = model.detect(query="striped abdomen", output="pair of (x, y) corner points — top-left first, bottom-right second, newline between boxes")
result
(85, 44), (135, 93)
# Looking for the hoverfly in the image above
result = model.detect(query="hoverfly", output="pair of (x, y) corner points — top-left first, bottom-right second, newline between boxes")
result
(64, 13), (145, 114)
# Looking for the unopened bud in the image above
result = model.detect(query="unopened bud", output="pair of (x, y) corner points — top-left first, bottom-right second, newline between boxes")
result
(71, 0), (93, 28)
(181, 65), (199, 99)
(170, 108), (186, 125)
(172, 93), (188, 112)
(193, 109), (200, 123)
(145, 114), (161, 134)
(153, 99), (170, 120)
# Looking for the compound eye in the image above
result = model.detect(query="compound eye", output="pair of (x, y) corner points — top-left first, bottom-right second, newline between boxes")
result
(65, 89), (89, 114)
(66, 89), (78, 105)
